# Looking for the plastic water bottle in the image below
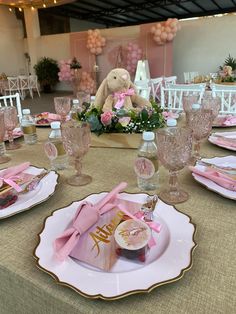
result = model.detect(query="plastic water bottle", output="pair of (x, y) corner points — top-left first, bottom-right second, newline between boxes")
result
(134, 131), (159, 191)
(21, 109), (37, 144)
(70, 99), (80, 120)
(45, 121), (68, 170)
(165, 118), (177, 134)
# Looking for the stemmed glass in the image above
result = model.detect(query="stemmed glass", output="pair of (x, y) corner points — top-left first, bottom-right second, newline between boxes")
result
(157, 127), (192, 204)
(0, 111), (10, 163)
(54, 97), (71, 123)
(3, 107), (21, 150)
(201, 92), (221, 121)
(185, 108), (214, 161)
(61, 121), (92, 186)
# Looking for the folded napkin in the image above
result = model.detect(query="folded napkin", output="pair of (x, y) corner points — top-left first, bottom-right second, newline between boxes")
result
(190, 166), (236, 191)
(54, 182), (128, 261)
(212, 137), (236, 149)
(0, 162), (30, 192)
(37, 112), (61, 121)
(222, 116), (236, 126)
(163, 111), (179, 120)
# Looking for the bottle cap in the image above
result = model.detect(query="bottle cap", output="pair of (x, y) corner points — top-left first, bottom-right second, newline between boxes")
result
(22, 109), (30, 115)
(90, 96), (96, 101)
(192, 103), (200, 110)
(72, 99), (79, 104)
(142, 131), (155, 141)
(50, 121), (61, 129)
(166, 118), (177, 127)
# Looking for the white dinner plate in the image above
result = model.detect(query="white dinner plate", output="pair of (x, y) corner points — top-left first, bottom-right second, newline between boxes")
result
(34, 192), (196, 300)
(212, 115), (236, 128)
(0, 166), (59, 219)
(209, 131), (236, 151)
(192, 156), (236, 200)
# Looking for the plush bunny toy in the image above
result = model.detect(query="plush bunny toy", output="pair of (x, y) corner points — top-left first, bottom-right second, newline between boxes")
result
(94, 68), (151, 112)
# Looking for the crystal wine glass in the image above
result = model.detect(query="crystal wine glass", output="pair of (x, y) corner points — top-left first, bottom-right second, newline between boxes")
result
(201, 92), (221, 121)
(54, 97), (71, 123)
(157, 127), (192, 204)
(61, 121), (92, 186)
(0, 111), (10, 163)
(186, 107), (214, 161)
(3, 107), (21, 150)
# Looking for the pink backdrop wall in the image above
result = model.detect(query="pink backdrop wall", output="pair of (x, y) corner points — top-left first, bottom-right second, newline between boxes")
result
(70, 21), (173, 84)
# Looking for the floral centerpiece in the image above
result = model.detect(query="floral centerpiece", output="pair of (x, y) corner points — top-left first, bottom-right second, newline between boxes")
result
(76, 100), (165, 136)
(217, 54), (236, 83)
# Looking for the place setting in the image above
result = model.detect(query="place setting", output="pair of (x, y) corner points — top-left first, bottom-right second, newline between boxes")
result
(208, 131), (236, 151)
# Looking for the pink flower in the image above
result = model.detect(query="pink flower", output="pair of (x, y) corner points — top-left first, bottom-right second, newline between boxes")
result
(118, 116), (131, 127)
(101, 111), (113, 126)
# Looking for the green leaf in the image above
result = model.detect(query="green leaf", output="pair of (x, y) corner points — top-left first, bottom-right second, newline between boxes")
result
(141, 109), (149, 121)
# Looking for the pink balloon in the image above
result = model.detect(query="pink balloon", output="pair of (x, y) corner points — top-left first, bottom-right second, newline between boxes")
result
(172, 26), (177, 33)
(91, 48), (96, 54)
(154, 35), (160, 42)
(161, 26), (165, 32)
(155, 29), (161, 36)
(97, 47), (102, 54)
(165, 26), (171, 33)
(156, 23), (161, 29)
(88, 29), (92, 35)
(151, 26), (156, 34)
(167, 33), (174, 41)
(161, 32), (167, 40)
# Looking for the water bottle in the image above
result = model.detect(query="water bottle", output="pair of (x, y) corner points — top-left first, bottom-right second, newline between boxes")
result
(165, 118), (177, 134)
(70, 99), (80, 120)
(21, 109), (37, 144)
(45, 121), (68, 170)
(134, 131), (159, 191)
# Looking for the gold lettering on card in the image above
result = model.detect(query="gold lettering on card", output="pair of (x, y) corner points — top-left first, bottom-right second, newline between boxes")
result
(89, 210), (124, 257)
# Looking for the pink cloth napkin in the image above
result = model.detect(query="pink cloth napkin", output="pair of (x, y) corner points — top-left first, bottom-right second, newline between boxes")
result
(222, 116), (236, 126)
(54, 182), (128, 261)
(190, 166), (236, 191)
(0, 162), (30, 191)
(39, 112), (61, 121)
(213, 137), (236, 149)
(162, 111), (179, 120)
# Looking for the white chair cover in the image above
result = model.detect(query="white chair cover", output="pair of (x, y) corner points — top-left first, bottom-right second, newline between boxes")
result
(18, 75), (32, 100)
(4, 77), (20, 95)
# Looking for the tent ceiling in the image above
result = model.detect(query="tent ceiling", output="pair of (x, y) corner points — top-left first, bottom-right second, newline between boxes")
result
(41, 0), (236, 27)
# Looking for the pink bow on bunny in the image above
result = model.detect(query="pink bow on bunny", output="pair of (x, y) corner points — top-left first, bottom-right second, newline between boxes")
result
(113, 88), (135, 110)
(54, 182), (128, 261)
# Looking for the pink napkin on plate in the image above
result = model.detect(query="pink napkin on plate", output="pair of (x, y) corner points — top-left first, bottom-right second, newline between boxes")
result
(0, 162), (30, 191)
(54, 182), (128, 261)
(213, 137), (236, 149)
(190, 166), (236, 191)
(223, 116), (236, 126)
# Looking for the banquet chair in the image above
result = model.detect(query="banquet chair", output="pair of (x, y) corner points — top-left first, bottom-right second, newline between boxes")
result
(150, 77), (163, 101)
(4, 77), (20, 96)
(18, 75), (32, 100)
(211, 83), (236, 114)
(0, 93), (22, 121)
(134, 79), (151, 100)
(163, 76), (177, 88)
(29, 75), (40, 97)
(161, 83), (206, 112)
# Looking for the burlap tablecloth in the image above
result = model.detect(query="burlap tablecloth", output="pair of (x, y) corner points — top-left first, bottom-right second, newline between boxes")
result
(0, 128), (235, 314)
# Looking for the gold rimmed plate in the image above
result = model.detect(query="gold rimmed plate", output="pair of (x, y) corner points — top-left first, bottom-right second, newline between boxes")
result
(0, 165), (59, 219)
(34, 192), (197, 300)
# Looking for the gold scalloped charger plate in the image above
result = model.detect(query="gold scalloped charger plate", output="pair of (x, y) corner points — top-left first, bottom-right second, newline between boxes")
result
(0, 166), (59, 219)
(34, 192), (197, 300)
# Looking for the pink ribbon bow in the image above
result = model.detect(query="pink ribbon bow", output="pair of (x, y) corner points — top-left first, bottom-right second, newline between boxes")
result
(113, 88), (135, 110)
(0, 162), (30, 192)
(54, 182), (128, 261)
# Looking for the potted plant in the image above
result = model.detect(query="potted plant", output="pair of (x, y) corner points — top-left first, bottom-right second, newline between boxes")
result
(34, 57), (60, 93)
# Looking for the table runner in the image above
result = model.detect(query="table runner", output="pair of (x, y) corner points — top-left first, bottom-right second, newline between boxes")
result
(0, 128), (235, 314)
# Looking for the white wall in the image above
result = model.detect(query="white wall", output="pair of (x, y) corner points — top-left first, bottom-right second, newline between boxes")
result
(173, 14), (236, 82)
(0, 7), (25, 76)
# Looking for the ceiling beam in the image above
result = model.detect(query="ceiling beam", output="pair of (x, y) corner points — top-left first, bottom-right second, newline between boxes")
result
(210, 0), (222, 10)
(191, 0), (207, 12)
(231, 0), (236, 6)
(169, 0), (192, 14)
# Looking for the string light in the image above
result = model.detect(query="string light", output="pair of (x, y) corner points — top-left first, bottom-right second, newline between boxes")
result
(43, 2), (46, 8)
(19, 7), (22, 11)
(54, 0), (57, 3)
(31, 6), (35, 10)
(9, 7), (12, 12)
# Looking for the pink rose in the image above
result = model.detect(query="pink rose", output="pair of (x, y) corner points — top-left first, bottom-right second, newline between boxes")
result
(101, 111), (113, 125)
(118, 116), (131, 127)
